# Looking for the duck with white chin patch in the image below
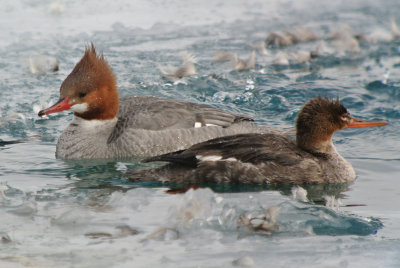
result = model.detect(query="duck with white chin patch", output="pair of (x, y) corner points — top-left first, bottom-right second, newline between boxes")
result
(38, 43), (286, 159)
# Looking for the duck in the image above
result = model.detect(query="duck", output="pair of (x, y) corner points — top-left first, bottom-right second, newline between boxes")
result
(28, 55), (59, 75)
(284, 26), (318, 43)
(38, 44), (279, 159)
(266, 26), (318, 47)
(272, 50), (320, 66)
(266, 32), (294, 47)
(126, 97), (387, 185)
(158, 52), (196, 82)
(213, 50), (256, 71)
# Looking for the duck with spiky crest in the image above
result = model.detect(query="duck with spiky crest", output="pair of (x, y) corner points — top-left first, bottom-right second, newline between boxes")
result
(38, 44), (282, 159)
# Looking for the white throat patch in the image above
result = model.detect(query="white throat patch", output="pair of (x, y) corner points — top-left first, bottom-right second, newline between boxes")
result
(71, 116), (118, 130)
(71, 103), (88, 114)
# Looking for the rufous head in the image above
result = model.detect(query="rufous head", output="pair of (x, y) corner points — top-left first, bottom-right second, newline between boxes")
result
(38, 43), (118, 120)
(296, 96), (387, 154)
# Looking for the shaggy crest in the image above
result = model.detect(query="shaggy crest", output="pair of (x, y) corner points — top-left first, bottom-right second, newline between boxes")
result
(60, 43), (116, 98)
(296, 97), (348, 153)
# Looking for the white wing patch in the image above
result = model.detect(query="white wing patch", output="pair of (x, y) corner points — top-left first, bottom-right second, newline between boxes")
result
(194, 122), (219, 128)
(196, 155), (222, 161)
(196, 155), (238, 162)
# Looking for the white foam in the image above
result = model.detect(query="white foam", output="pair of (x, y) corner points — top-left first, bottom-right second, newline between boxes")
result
(291, 186), (308, 202)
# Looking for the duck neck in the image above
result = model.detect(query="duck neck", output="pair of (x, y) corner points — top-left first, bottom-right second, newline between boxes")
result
(302, 135), (356, 183)
(296, 133), (336, 158)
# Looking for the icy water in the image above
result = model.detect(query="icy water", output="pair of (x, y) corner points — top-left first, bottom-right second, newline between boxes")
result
(1, 0), (400, 267)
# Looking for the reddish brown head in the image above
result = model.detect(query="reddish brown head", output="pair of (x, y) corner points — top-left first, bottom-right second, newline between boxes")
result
(38, 44), (119, 120)
(296, 97), (387, 154)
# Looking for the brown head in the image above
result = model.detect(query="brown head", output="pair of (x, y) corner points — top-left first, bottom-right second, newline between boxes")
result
(38, 44), (118, 120)
(296, 97), (387, 154)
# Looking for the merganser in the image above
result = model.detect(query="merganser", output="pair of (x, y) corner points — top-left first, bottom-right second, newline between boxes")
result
(158, 52), (196, 81)
(266, 32), (293, 47)
(248, 41), (269, 55)
(28, 55), (59, 75)
(272, 50), (319, 66)
(266, 26), (318, 47)
(38, 44), (276, 159)
(285, 26), (318, 43)
(213, 50), (256, 71)
(127, 97), (387, 185)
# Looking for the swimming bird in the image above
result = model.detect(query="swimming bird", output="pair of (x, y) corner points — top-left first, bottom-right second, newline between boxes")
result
(327, 25), (361, 53)
(266, 26), (318, 47)
(248, 41), (269, 55)
(28, 55), (59, 75)
(158, 52), (196, 82)
(266, 32), (293, 47)
(38, 44), (279, 159)
(272, 50), (319, 66)
(285, 26), (318, 43)
(213, 50), (256, 71)
(127, 97), (387, 185)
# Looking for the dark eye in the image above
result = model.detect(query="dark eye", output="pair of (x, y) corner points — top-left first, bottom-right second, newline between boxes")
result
(78, 92), (87, 98)
(340, 113), (350, 123)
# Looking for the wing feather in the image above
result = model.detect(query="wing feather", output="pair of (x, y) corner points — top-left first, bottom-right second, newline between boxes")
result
(144, 133), (304, 167)
(108, 96), (253, 143)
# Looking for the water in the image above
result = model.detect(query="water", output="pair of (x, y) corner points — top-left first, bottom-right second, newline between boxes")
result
(1, 0), (400, 267)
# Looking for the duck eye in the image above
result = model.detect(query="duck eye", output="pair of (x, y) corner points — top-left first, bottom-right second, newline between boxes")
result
(340, 114), (350, 123)
(78, 92), (87, 98)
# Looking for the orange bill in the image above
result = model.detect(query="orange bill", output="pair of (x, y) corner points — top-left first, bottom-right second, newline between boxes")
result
(38, 96), (71, 117)
(347, 116), (388, 128)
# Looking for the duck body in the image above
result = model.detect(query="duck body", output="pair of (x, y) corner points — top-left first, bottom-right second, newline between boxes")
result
(39, 44), (282, 159)
(56, 95), (266, 159)
(127, 133), (355, 185)
(127, 97), (386, 185)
